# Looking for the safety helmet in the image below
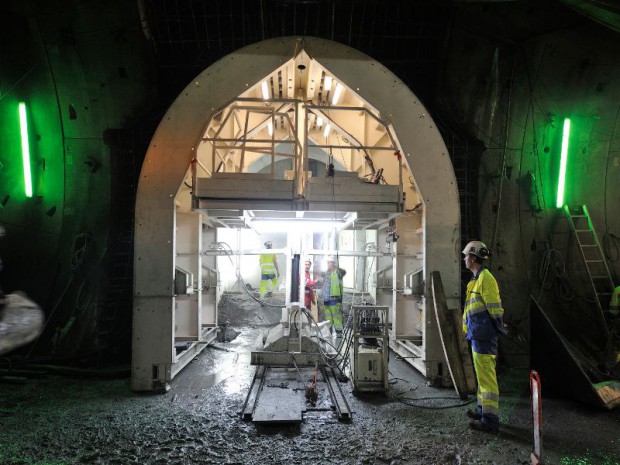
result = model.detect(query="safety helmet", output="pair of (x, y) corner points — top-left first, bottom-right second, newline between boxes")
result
(326, 256), (336, 263)
(264, 241), (272, 248)
(304, 259), (312, 265)
(462, 240), (490, 259)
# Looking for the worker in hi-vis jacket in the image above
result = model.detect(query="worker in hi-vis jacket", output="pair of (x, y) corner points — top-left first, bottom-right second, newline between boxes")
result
(323, 257), (346, 333)
(461, 240), (507, 433)
(259, 241), (279, 299)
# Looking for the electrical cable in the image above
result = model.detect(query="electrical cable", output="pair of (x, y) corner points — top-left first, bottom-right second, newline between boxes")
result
(25, 233), (93, 359)
(392, 391), (475, 410)
(537, 248), (575, 301)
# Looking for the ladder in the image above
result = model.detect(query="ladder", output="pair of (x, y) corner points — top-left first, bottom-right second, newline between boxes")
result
(564, 205), (613, 333)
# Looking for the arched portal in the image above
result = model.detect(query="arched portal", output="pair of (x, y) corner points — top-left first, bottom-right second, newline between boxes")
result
(132, 37), (460, 392)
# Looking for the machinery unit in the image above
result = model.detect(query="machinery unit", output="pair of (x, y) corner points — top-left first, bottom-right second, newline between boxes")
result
(350, 305), (389, 393)
(243, 304), (353, 423)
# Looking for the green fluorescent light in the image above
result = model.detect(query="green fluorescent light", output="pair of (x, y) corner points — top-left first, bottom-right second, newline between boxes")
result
(18, 102), (33, 198)
(556, 118), (570, 208)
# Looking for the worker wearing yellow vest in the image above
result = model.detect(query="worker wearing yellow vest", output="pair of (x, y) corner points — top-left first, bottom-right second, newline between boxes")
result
(259, 241), (279, 298)
(462, 240), (507, 433)
(323, 257), (346, 333)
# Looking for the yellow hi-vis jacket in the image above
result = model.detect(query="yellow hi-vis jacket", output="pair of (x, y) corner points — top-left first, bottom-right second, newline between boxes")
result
(323, 268), (344, 305)
(259, 254), (277, 276)
(462, 267), (507, 354)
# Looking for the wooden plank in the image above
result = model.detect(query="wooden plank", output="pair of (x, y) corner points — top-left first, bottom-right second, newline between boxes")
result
(450, 307), (477, 394)
(431, 271), (475, 399)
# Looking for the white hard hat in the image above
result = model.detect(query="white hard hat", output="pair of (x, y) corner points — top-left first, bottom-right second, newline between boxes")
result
(462, 240), (490, 259)
(326, 256), (336, 263)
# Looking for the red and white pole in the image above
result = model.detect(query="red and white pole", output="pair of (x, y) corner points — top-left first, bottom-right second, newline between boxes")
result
(530, 370), (543, 465)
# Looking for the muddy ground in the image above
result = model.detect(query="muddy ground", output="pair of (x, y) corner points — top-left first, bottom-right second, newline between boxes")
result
(0, 292), (619, 464)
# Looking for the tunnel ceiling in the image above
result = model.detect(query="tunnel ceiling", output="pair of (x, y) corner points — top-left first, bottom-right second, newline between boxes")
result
(141, 0), (452, 104)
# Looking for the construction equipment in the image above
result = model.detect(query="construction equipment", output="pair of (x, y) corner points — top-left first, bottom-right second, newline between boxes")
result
(563, 205), (614, 334)
(242, 304), (352, 423)
(350, 305), (389, 393)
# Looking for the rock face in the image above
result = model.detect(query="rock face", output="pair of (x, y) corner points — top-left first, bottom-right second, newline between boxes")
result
(0, 292), (44, 356)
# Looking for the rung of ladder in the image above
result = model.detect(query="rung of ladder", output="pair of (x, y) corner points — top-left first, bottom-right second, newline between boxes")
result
(575, 229), (592, 233)
(585, 260), (603, 263)
(580, 244), (597, 247)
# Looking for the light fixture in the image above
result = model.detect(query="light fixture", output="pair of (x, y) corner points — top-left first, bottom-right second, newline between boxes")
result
(556, 118), (570, 208)
(18, 102), (33, 198)
(267, 120), (273, 136)
(261, 80), (269, 100)
(332, 83), (343, 105)
(324, 76), (332, 91)
(316, 116), (323, 128)
(323, 123), (331, 138)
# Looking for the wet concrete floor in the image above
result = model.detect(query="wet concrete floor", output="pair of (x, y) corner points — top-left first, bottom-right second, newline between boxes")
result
(0, 292), (619, 464)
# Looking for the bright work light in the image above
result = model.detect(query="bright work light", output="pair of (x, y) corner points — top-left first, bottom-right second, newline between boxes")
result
(556, 118), (570, 208)
(18, 102), (33, 198)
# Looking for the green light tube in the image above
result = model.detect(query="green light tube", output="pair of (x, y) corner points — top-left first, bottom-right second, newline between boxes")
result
(18, 102), (33, 198)
(556, 118), (570, 208)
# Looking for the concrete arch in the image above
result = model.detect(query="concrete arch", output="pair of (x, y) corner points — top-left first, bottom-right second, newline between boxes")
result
(132, 37), (460, 391)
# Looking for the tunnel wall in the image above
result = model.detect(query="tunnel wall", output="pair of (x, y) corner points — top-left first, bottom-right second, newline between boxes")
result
(0, 1), (155, 359)
(440, 2), (620, 357)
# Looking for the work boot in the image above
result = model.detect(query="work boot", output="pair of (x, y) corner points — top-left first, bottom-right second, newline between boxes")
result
(465, 409), (481, 420)
(469, 419), (498, 434)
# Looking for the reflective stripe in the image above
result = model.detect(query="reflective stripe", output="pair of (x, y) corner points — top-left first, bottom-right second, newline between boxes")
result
(481, 391), (499, 402)
(486, 302), (502, 309)
(259, 254), (276, 274)
(468, 306), (490, 316)
(466, 296), (483, 305)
